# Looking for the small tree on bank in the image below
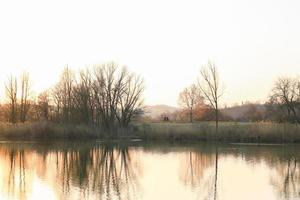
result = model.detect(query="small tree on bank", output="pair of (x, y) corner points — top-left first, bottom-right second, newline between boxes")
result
(178, 84), (203, 122)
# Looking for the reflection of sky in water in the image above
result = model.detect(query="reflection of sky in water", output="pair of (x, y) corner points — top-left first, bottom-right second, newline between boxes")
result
(0, 142), (299, 200)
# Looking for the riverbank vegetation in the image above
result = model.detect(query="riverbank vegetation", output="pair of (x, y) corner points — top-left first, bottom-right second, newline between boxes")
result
(0, 121), (299, 144)
(0, 61), (300, 143)
(0, 122), (99, 139)
(135, 122), (300, 143)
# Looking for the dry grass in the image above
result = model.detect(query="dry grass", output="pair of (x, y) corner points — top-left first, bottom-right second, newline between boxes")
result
(134, 122), (300, 143)
(0, 122), (102, 140)
(0, 121), (299, 143)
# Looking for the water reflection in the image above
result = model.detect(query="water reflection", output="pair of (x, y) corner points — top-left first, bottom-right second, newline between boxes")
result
(0, 142), (300, 200)
(0, 142), (140, 200)
(5, 149), (28, 200)
(270, 156), (300, 199)
(179, 146), (218, 199)
(179, 144), (300, 200)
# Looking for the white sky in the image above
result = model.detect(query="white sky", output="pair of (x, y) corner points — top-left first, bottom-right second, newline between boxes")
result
(0, 0), (300, 106)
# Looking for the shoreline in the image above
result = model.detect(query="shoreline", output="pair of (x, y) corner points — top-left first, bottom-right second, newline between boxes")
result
(0, 121), (299, 144)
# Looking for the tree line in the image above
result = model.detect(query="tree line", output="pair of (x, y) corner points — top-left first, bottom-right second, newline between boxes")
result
(178, 61), (300, 124)
(2, 60), (300, 134)
(2, 62), (144, 132)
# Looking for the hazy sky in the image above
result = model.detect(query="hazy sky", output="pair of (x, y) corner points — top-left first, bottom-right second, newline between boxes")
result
(0, 0), (300, 106)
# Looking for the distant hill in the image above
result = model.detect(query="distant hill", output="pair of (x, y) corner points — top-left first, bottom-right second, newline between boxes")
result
(221, 103), (266, 120)
(144, 105), (179, 119)
(143, 103), (267, 121)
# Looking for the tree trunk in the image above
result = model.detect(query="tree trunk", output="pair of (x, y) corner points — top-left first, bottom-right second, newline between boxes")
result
(215, 106), (219, 138)
(189, 109), (193, 123)
(214, 147), (219, 200)
(216, 110), (219, 129)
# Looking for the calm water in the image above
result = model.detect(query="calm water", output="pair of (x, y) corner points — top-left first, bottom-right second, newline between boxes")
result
(0, 141), (299, 200)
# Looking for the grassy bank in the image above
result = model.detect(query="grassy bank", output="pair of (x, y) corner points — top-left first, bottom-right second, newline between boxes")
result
(0, 122), (140, 140)
(0, 121), (300, 143)
(134, 122), (300, 143)
(0, 122), (103, 140)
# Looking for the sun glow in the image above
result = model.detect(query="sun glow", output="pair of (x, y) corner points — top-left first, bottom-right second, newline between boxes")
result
(0, 0), (300, 106)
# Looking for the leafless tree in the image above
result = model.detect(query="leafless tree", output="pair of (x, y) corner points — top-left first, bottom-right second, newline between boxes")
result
(198, 61), (223, 131)
(92, 63), (144, 131)
(73, 69), (94, 124)
(178, 84), (203, 122)
(52, 83), (63, 122)
(93, 63), (121, 129)
(269, 77), (299, 122)
(116, 70), (144, 127)
(52, 66), (75, 123)
(19, 71), (31, 122)
(37, 90), (50, 120)
(5, 75), (18, 123)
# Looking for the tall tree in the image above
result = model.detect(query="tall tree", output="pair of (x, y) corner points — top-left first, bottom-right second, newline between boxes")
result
(93, 63), (121, 129)
(52, 83), (63, 122)
(198, 61), (223, 131)
(53, 66), (75, 123)
(116, 70), (144, 127)
(5, 76), (18, 123)
(19, 71), (31, 122)
(92, 63), (144, 131)
(73, 69), (94, 124)
(37, 90), (50, 120)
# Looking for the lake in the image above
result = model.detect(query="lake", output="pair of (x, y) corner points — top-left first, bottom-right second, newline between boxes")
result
(0, 141), (299, 200)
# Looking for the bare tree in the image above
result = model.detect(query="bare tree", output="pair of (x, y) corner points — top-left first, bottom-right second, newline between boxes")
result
(116, 69), (144, 127)
(178, 84), (203, 122)
(52, 83), (63, 122)
(73, 69), (94, 124)
(92, 63), (144, 131)
(37, 90), (50, 120)
(19, 71), (31, 122)
(93, 63), (121, 129)
(53, 66), (75, 123)
(269, 77), (299, 122)
(198, 61), (223, 131)
(5, 75), (18, 123)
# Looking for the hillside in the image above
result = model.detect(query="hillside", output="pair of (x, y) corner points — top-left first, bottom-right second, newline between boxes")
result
(221, 103), (266, 120)
(143, 105), (179, 119)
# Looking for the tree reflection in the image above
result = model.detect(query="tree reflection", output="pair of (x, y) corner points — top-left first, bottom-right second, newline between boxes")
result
(55, 145), (140, 200)
(2, 142), (300, 200)
(3, 148), (29, 200)
(270, 157), (300, 199)
(179, 145), (300, 200)
(180, 146), (219, 199)
(213, 147), (218, 200)
(0, 143), (140, 200)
